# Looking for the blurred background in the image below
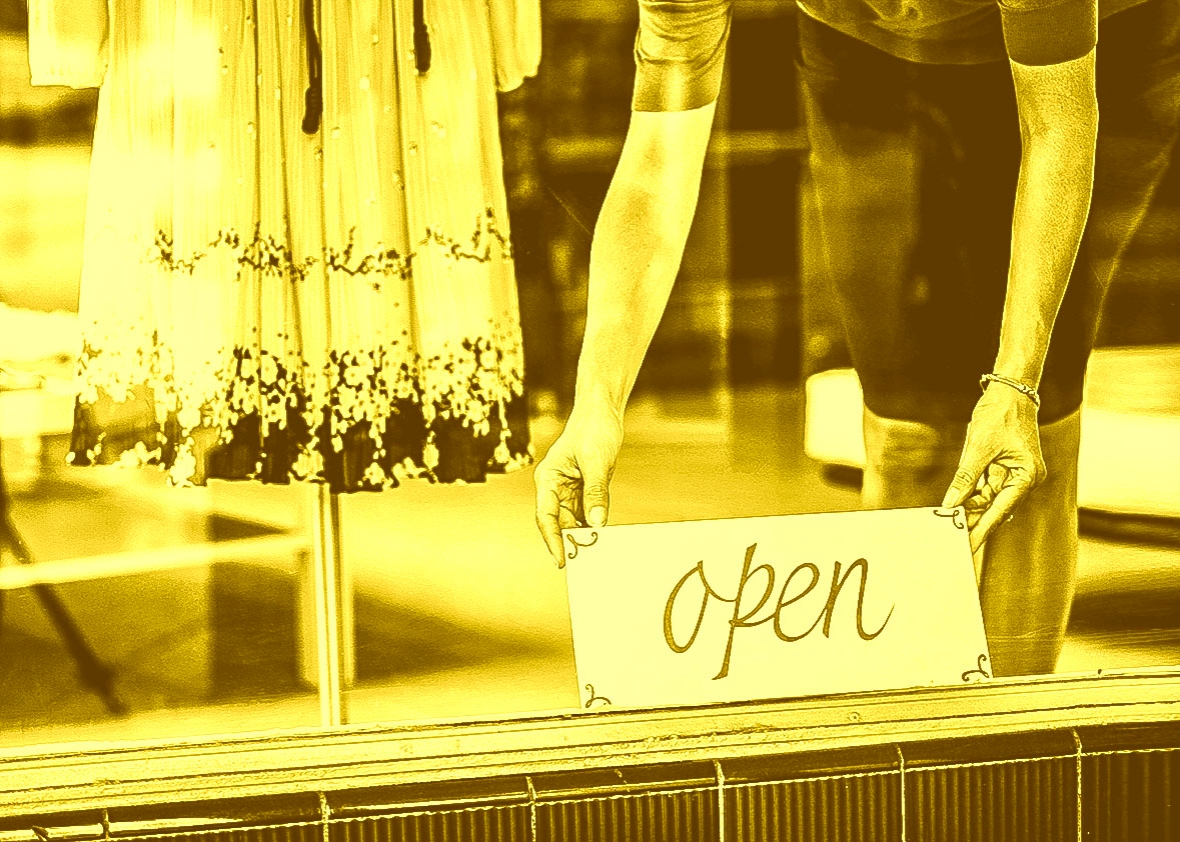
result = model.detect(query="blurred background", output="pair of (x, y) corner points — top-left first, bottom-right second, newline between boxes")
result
(1, 0), (1179, 750)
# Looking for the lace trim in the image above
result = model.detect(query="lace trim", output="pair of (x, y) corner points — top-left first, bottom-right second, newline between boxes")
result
(144, 207), (511, 288)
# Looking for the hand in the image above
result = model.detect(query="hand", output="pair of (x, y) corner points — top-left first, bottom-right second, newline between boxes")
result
(534, 403), (624, 567)
(942, 385), (1047, 552)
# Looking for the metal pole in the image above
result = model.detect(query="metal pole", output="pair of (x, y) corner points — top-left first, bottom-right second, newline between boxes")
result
(311, 483), (348, 727)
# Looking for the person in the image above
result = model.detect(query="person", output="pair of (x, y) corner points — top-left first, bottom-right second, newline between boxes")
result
(534, 0), (1180, 677)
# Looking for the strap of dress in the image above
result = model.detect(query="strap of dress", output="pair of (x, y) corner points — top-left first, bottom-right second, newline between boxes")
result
(301, 0), (430, 135)
(413, 0), (433, 73)
(301, 0), (324, 134)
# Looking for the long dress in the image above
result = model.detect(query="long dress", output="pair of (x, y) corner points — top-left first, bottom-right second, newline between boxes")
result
(27, 0), (539, 492)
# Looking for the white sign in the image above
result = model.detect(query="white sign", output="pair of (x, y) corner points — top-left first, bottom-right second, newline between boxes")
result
(563, 506), (991, 710)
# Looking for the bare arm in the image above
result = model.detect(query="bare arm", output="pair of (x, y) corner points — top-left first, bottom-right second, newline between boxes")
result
(533, 0), (732, 561)
(945, 48), (1099, 547)
(994, 50), (1099, 388)
(533, 105), (716, 558)
(572, 102), (718, 424)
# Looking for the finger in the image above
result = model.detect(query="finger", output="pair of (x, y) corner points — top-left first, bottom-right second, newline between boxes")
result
(984, 462), (1009, 498)
(973, 477), (997, 509)
(963, 484), (990, 512)
(968, 480), (1030, 553)
(535, 469), (576, 566)
(558, 502), (581, 533)
(551, 504), (585, 570)
(942, 442), (994, 508)
(534, 485), (567, 567)
(962, 485), (991, 529)
(581, 460), (612, 529)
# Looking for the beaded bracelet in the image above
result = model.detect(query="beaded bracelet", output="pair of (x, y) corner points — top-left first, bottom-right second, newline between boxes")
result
(980, 373), (1041, 409)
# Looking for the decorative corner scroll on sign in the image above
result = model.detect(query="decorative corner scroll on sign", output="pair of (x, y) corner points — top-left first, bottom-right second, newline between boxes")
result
(565, 530), (599, 561)
(933, 507), (967, 530)
(584, 684), (611, 708)
(961, 654), (991, 682)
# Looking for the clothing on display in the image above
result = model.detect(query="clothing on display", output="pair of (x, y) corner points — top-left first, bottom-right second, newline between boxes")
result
(27, 0), (540, 493)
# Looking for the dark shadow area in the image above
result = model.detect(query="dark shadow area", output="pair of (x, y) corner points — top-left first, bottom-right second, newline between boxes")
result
(1068, 586), (1180, 635)
(1077, 510), (1180, 549)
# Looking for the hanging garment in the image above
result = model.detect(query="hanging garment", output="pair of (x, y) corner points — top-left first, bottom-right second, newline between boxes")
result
(27, 0), (540, 492)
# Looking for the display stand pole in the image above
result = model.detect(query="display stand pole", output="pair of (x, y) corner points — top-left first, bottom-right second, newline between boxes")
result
(310, 484), (353, 727)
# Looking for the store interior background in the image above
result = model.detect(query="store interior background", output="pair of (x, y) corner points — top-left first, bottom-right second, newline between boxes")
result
(1, 0), (1178, 748)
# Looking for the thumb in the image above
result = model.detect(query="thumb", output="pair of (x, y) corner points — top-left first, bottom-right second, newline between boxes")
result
(942, 444), (990, 508)
(582, 463), (611, 529)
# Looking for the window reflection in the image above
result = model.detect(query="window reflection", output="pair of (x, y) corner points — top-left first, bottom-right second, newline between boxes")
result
(0, 435), (322, 746)
(0, 13), (319, 745)
(1, 0), (1178, 753)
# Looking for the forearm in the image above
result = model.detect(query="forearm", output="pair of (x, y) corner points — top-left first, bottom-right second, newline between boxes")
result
(573, 105), (716, 419)
(994, 53), (1098, 388)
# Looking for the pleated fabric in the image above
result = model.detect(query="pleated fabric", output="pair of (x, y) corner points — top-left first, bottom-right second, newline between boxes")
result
(28, 0), (539, 491)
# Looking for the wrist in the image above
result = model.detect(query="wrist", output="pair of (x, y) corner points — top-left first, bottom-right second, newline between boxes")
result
(992, 338), (1047, 390)
(980, 372), (1041, 410)
(569, 385), (626, 430)
(990, 354), (1043, 389)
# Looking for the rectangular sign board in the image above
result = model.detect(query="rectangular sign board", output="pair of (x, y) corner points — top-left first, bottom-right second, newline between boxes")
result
(563, 506), (991, 710)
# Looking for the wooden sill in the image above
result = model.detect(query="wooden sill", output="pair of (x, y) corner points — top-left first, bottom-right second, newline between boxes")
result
(0, 668), (1178, 817)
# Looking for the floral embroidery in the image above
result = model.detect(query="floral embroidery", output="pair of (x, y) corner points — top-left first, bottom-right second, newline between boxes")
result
(149, 228), (318, 281)
(422, 208), (514, 263)
(144, 208), (511, 282)
(69, 212), (531, 493)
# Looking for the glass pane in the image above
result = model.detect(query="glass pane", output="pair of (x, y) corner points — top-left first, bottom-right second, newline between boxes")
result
(5, 0), (1180, 754)
(0, 21), (320, 745)
(0, 441), (321, 746)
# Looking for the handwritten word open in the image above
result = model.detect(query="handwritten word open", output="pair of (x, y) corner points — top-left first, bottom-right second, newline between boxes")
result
(662, 543), (895, 680)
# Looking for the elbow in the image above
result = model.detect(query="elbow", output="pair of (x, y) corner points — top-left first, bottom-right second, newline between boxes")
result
(1019, 96), (1098, 152)
(595, 179), (684, 265)
(605, 157), (702, 252)
(1020, 107), (1098, 180)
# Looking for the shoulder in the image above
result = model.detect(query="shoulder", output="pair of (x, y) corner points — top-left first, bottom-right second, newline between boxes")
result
(638, 0), (735, 38)
(634, 0), (735, 112)
(997, 0), (1098, 66)
(637, 0), (736, 52)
